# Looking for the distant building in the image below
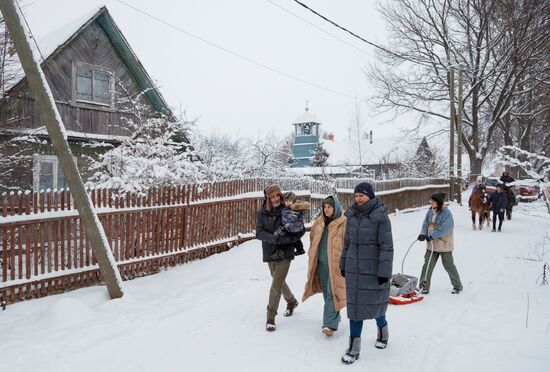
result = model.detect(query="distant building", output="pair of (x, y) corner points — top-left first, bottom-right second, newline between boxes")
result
(290, 103), (321, 168)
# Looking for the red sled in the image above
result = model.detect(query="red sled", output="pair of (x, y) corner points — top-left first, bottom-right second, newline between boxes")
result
(389, 291), (424, 305)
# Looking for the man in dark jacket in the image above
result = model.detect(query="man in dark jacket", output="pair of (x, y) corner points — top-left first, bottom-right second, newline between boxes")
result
(340, 182), (394, 364)
(500, 171), (515, 184)
(256, 185), (305, 332)
(489, 184), (508, 232)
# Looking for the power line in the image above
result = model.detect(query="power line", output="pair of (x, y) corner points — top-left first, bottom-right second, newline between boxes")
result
(114, 0), (354, 100)
(291, 0), (402, 59)
(265, 0), (371, 57)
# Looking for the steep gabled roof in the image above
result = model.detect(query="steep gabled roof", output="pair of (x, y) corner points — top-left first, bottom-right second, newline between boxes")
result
(9, 6), (172, 118)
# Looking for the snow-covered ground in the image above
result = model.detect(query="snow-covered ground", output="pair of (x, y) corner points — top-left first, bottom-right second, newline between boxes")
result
(2, 200), (550, 372)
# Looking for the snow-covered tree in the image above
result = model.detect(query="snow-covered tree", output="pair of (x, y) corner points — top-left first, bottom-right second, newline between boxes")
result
(244, 132), (293, 177)
(497, 145), (550, 180)
(86, 114), (207, 193)
(388, 138), (447, 179)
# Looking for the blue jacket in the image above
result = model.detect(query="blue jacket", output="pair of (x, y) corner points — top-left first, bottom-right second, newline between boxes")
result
(282, 208), (305, 233)
(420, 207), (453, 240)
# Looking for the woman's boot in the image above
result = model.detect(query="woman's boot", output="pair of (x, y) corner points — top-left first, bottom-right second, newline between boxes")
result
(375, 323), (389, 349)
(341, 337), (361, 364)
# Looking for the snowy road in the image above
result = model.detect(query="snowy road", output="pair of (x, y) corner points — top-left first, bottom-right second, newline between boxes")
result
(2, 202), (550, 372)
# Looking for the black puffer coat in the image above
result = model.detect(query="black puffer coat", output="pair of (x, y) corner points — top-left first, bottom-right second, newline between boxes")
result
(340, 197), (394, 321)
(490, 191), (508, 212)
(256, 204), (305, 262)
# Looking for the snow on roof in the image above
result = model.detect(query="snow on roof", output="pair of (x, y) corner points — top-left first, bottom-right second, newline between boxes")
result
(5, 6), (174, 120)
(7, 127), (127, 143)
(293, 109), (321, 124)
(35, 7), (103, 60)
(323, 135), (411, 166)
(286, 165), (364, 176)
(5, 7), (104, 93)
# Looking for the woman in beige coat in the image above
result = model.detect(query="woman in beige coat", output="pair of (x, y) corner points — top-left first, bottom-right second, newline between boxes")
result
(303, 196), (346, 337)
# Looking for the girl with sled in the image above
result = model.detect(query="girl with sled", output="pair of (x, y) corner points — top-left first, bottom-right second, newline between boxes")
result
(418, 192), (463, 295)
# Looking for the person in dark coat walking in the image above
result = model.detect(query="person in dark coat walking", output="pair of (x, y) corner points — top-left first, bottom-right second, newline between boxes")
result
(339, 182), (394, 364)
(256, 185), (305, 332)
(489, 184), (508, 232)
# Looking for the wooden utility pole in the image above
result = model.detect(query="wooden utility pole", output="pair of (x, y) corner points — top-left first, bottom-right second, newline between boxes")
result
(449, 68), (455, 201)
(457, 65), (463, 205)
(0, 0), (123, 299)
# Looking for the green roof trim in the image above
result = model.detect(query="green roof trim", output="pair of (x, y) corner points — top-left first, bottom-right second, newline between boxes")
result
(95, 9), (173, 119)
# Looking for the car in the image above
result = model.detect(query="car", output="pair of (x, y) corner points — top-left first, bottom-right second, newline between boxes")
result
(514, 179), (541, 203)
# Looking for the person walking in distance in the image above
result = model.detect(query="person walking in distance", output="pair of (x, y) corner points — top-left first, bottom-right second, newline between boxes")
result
(489, 184), (507, 232)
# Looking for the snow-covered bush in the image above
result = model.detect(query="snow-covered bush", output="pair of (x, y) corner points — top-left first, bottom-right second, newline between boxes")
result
(87, 115), (205, 192)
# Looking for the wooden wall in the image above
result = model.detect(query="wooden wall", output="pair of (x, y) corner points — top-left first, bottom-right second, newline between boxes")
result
(0, 20), (154, 135)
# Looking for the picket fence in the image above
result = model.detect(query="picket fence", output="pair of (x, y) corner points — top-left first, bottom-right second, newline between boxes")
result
(0, 177), (449, 304)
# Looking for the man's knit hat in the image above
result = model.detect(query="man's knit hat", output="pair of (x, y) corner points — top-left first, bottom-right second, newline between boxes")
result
(354, 182), (375, 199)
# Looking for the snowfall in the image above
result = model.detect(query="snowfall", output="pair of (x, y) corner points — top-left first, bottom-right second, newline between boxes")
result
(2, 198), (550, 372)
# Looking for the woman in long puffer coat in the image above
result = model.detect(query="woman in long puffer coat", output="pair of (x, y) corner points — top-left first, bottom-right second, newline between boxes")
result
(339, 182), (394, 364)
(303, 196), (346, 337)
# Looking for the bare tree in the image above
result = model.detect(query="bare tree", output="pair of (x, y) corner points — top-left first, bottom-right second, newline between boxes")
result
(368, 0), (550, 178)
(246, 132), (293, 176)
(349, 98), (366, 166)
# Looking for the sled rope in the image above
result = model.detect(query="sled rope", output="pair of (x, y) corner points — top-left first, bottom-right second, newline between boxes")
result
(401, 239), (419, 274)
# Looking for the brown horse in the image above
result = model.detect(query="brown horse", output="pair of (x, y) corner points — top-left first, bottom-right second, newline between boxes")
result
(470, 188), (491, 230)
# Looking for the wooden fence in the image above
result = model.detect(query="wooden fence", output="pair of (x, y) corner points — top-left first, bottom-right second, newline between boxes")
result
(0, 177), (449, 304)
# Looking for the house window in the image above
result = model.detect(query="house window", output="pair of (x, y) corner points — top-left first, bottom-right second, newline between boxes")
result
(75, 65), (112, 106)
(33, 155), (71, 191)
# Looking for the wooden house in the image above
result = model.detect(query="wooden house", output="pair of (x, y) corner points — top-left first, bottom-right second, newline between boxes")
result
(0, 6), (186, 193)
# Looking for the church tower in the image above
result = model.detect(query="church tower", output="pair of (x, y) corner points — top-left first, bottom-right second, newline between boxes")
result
(291, 102), (321, 167)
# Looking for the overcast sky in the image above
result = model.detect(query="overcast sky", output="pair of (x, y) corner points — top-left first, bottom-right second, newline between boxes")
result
(21, 0), (429, 143)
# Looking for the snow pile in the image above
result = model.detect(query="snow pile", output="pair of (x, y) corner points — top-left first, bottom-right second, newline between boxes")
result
(39, 297), (96, 329)
(1, 199), (549, 371)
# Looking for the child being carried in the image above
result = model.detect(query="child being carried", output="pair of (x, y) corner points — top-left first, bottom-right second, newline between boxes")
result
(274, 191), (309, 256)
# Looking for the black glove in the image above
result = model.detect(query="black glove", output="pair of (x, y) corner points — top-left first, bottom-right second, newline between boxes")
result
(418, 234), (427, 241)
(377, 276), (389, 285)
(426, 236), (433, 242)
(340, 270), (346, 278)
